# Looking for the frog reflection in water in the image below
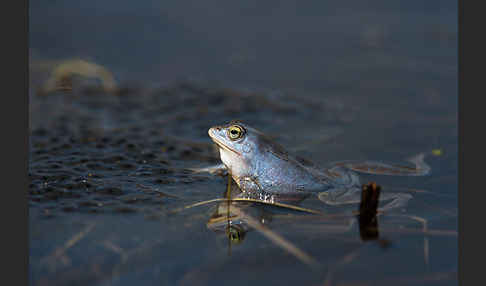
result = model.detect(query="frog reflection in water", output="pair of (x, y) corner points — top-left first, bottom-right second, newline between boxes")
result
(195, 121), (430, 211)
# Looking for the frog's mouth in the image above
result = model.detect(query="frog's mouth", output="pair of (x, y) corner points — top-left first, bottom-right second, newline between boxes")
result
(208, 127), (242, 156)
(211, 138), (242, 156)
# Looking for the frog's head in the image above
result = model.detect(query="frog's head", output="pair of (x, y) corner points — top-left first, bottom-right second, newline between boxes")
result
(208, 121), (262, 177)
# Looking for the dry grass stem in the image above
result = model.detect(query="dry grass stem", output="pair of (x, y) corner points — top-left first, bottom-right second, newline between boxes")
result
(41, 223), (96, 271)
(170, 197), (324, 215)
(322, 248), (362, 286)
(231, 206), (320, 268)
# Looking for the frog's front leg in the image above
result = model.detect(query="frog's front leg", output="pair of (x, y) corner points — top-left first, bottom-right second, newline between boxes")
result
(235, 177), (277, 202)
(187, 163), (228, 176)
(235, 176), (262, 193)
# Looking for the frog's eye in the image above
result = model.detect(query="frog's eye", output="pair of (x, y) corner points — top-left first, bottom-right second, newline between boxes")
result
(227, 125), (244, 140)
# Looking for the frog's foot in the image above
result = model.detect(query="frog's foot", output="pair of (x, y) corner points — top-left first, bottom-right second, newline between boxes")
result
(186, 163), (228, 176)
(318, 187), (362, 205)
(318, 187), (413, 212)
(377, 192), (413, 212)
(329, 152), (431, 177)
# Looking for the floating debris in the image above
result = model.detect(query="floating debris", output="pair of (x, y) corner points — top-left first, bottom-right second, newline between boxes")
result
(432, 149), (443, 156)
(36, 59), (117, 96)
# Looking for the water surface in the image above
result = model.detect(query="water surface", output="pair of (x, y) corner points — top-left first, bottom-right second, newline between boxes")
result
(29, 1), (457, 285)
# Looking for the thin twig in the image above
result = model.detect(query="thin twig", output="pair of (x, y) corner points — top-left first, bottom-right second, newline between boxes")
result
(231, 206), (320, 269)
(322, 248), (362, 286)
(169, 197), (324, 215)
(136, 184), (181, 199)
(41, 223), (96, 270)
(226, 172), (232, 256)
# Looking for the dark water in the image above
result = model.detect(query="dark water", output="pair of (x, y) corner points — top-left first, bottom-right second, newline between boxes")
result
(29, 1), (457, 285)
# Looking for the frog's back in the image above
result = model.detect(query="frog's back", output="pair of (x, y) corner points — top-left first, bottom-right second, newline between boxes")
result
(254, 135), (334, 193)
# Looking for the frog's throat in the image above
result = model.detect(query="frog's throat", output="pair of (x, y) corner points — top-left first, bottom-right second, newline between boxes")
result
(210, 137), (242, 156)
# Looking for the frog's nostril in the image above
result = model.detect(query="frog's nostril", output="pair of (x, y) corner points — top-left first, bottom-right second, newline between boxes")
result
(208, 127), (219, 137)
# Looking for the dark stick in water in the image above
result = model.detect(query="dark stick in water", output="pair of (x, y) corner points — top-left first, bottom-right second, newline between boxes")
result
(358, 182), (381, 241)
